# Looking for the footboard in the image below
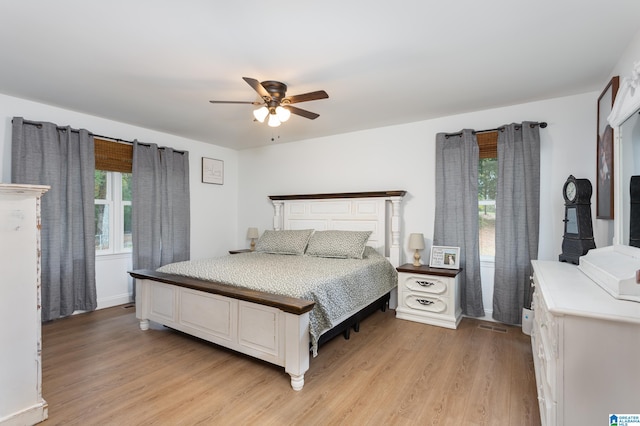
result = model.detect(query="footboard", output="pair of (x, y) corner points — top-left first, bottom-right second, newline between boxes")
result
(129, 270), (315, 391)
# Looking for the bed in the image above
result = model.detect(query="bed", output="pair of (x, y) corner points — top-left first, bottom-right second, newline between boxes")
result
(129, 190), (406, 390)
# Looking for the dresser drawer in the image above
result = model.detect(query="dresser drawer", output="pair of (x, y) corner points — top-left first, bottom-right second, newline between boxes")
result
(533, 286), (558, 358)
(532, 281), (558, 403)
(404, 293), (447, 313)
(532, 310), (557, 402)
(401, 273), (448, 295)
(532, 327), (556, 426)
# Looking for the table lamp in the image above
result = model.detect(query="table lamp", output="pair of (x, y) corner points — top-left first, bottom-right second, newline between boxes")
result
(247, 227), (259, 251)
(408, 233), (425, 266)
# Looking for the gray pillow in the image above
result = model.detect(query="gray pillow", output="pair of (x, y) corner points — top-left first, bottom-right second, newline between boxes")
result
(255, 229), (314, 255)
(305, 230), (372, 259)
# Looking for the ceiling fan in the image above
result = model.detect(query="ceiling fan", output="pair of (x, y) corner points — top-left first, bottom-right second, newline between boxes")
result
(209, 77), (329, 127)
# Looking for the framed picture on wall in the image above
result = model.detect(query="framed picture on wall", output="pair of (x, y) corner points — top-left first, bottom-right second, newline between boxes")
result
(596, 76), (619, 219)
(429, 246), (460, 269)
(202, 157), (224, 185)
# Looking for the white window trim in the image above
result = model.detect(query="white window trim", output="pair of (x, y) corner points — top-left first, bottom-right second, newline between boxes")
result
(96, 171), (132, 256)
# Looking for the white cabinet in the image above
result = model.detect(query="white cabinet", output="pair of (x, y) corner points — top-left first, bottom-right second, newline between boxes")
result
(0, 184), (49, 425)
(531, 260), (640, 426)
(395, 264), (462, 329)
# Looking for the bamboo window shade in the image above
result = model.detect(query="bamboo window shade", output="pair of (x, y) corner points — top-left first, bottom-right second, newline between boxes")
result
(477, 131), (498, 159)
(94, 138), (133, 173)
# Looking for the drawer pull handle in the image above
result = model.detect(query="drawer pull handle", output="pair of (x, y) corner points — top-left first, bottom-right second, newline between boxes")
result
(416, 299), (434, 306)
(416, 280), (435, 287)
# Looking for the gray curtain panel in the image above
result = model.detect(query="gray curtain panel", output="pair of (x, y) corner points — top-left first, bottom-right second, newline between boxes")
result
(11, 117), (97, 321)
(434, 129), (484, 317)
(492, 122), (540, 324)
(132, 142), (190, 274)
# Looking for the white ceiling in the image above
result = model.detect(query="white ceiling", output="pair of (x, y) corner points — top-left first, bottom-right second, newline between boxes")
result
(1, 1), (639, 150)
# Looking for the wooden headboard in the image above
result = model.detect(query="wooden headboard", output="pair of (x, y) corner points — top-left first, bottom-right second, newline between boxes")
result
(269, 191), (406, 267)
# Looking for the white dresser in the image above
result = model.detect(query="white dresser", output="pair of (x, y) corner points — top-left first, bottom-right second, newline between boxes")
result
(0, 184), (49, 425)
(395, 264), (462, 329)
(531, 260), (640, 426)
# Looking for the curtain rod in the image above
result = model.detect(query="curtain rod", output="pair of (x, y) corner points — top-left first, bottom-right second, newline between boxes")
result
(13, 119), (186, 154)
(444, 121), (547, 139)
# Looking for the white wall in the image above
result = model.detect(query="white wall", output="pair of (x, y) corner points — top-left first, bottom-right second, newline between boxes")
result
(0, 93), (239, 309)
(238, 92), (598, 319)
(610, 28), (640, 82)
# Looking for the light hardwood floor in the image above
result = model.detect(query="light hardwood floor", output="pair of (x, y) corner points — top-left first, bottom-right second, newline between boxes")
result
(40, 305), (540, 425)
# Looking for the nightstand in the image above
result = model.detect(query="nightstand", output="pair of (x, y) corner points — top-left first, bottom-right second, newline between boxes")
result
(228, 249), (252, 254)
(395, 263), (462, 329)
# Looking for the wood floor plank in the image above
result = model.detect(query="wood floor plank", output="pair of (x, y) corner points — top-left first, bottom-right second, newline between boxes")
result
(40, 305), (540, 425)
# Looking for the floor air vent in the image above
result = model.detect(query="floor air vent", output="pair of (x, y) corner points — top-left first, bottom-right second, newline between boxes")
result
(478, 323), (508, 333)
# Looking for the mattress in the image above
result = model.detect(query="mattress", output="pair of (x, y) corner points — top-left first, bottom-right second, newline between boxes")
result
(157, 246), (397, 353)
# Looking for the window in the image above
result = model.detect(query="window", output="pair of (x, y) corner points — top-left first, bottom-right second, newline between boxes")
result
(478, 132), (498, 258)
(95, 171), (132, 254)
(94, 137), (133, 255)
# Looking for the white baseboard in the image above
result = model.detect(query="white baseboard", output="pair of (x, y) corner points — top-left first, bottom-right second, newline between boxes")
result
(465, 308), (496, 323)
(96, 293), (133, 310)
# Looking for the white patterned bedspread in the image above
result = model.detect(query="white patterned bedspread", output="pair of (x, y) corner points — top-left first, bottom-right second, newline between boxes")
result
(157, 247), (397, 354)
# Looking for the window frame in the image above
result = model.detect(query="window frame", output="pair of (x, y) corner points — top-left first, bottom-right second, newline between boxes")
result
(95, 170), (132, 256)
(478, 131), (498, 263)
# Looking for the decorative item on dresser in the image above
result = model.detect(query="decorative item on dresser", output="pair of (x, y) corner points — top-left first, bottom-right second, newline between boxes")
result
(408, 233), (425, 266)
(395, 263), (462, 329)
(0, 184), (49, 425)
(129, 190), (406, 391)
(558, 175), (596, 264)
(530, 259), (640, 426)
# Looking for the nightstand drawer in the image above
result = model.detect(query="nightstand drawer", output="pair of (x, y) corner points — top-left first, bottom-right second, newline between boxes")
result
(404, 294), (447, 313)
(401, 274), (448, 295)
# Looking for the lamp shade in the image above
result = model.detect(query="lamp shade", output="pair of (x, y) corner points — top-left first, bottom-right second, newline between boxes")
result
(253, 106), (269, 123)
(268, 113), (281, 127)
(275, 106), (291, 122)
(408, 233), (425, 250)
(247, 227), (259, 239)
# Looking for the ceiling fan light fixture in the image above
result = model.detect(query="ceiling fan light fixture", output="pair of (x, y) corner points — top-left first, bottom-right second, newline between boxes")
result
(275, 106), (291, 122)
(253, 106), (269, 122)
(268, 113), (281, 127)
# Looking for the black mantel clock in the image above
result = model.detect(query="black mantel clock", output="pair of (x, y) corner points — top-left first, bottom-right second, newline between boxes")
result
(559, 175), (596, 264)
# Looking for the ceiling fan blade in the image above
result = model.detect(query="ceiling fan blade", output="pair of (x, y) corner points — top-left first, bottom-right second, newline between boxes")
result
(285, 105), (320, 120)
(243, 77), (271, 100)
(284, 90), (329, 104)
(209, 100), (262, 105)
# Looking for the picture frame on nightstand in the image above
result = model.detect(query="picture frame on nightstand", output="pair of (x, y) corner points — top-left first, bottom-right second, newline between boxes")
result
(429, 245), (460, 269)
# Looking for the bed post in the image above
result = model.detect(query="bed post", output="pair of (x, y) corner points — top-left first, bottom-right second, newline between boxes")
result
(388, 196), (403, 267)
(284, 311), (310, 391)
(273, 200), (283, 230)
(388, 195), (404, 310)
(135, 279), (150, 331)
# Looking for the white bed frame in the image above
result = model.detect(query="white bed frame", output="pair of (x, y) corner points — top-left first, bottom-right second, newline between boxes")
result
(132, 191), (405, 390)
